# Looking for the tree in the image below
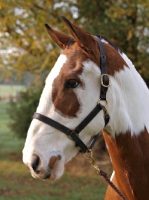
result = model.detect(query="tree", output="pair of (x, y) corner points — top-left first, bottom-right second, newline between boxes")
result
(8, 86), (43, 138)
(1, 1), (149, 82)
(72, 0), (149, 81)
(0, 0), (74, 82)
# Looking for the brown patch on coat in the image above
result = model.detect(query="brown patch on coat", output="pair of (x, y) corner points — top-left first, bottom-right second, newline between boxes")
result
(69, 35), (129, 76)
(52, 36), (128, 117)
(103, 42), (128, 76)
(103, 128), (149, 200)
(52, 43), (88, 117)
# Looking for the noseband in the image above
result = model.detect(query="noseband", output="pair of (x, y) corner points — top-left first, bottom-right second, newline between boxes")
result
(33, 36), (110, 153)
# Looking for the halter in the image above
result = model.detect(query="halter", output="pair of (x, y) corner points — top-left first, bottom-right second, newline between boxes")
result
(32, 36), (127, 200)
(33, 36), (110, 153)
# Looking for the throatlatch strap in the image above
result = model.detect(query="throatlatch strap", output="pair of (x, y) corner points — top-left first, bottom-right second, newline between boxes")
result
(88, 133), (99, 149)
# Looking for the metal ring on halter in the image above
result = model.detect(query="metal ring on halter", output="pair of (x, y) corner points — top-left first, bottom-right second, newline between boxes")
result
(97, 98), (108, 108)
(101, 74), (110, 88)
(82, 149), (92, 159)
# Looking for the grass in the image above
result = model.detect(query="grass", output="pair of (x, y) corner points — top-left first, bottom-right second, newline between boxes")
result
(0, 169), (106, 200)
(0, 86), (108, 199)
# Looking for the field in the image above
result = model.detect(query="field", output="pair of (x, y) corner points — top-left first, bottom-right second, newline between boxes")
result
(0, 85), (109, 200)
(0, 85), (26, 97)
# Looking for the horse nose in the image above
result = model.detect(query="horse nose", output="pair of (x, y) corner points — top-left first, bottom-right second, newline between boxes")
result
(31, 154), (40, 174)
(28, 153), (62, 179)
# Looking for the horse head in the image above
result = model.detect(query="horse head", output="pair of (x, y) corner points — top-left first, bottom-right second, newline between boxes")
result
(22, 17), (130, 181)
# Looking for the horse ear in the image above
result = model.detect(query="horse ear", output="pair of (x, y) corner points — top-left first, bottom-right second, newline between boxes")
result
(45, 24), (72, 49)
(61, 16), (95, 52)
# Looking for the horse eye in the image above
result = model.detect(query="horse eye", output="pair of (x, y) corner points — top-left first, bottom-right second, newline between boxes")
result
(64, 79), (79, 88)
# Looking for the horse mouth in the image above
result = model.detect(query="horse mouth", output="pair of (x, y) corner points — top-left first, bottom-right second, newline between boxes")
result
(43, 173), (51, 179)
(31, 169), (55, 181)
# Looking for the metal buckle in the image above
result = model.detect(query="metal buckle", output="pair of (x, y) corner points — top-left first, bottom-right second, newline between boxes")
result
(101, 74), (110, 88)
(68, 130), (78, 140)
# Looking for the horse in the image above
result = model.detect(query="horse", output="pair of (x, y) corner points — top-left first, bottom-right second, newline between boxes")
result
(23, 17), (149, 200)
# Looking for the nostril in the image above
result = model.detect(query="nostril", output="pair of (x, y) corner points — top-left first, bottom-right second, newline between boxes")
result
(31, 154), (40, 174)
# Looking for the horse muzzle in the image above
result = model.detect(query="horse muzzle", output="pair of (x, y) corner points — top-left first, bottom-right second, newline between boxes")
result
(23, 152), (63, 181)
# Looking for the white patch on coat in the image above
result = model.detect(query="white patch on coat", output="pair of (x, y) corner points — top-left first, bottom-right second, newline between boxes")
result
(106, 53), (149, 137)
(22, 54), (69, 169)
(110, 171), (115, 181)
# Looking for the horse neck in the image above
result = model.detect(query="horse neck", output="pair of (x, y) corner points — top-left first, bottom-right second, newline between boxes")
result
(103, 54), (149, 199)
(107, 53), (149, 136)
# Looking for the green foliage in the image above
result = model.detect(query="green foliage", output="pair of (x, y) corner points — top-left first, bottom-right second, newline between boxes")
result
(0, 0), (74, 82)
(8, 86), (42, 138)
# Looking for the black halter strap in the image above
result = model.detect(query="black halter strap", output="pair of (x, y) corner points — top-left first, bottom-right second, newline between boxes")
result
(33, 36), (110, 153)
(94, 36), (110, 101)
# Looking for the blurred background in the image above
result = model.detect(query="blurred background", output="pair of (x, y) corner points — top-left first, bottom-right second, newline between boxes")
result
(0, 0), (149, 199)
